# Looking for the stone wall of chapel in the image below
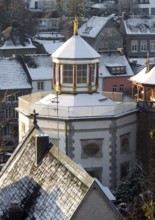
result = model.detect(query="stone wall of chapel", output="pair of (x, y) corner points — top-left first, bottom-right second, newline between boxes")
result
(19, 111), (137, 188)
(68, 113), (137, 189)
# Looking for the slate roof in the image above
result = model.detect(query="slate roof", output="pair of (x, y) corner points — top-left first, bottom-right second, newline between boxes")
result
(0, 57), (32, 90)
(99, 51), (134, 77)
(0, 125), (123, 219)
(78, 15), (114, 38)
(124, 15), (155, 35)
(22, 54), (52, 80)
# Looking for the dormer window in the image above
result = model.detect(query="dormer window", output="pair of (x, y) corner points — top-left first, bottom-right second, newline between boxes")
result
(107, 66), (126, 75)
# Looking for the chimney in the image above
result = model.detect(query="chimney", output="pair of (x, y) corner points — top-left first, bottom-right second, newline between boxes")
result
(35, 134), (50, 165)
(9, 200), (26, 220)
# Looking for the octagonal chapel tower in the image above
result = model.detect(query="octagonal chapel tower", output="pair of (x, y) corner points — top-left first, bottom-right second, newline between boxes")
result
(18, 18), (137, 189)
(52, 18), (100, 95)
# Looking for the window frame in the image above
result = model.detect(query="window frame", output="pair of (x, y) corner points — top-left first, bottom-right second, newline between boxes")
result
(140, 40), (147, 52)
(63, 64), (73, 84)
(113, 85), (117, 92)
(131, 40), (138, 52)
(37, 81), (44, 91)
(76, 64), (87, 84)
(120, 84), (124, 93)
(150, 40), (155, 52)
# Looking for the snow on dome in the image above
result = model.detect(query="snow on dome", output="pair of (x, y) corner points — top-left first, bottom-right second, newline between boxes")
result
(52, 34), (100, 60)
(36, 93), (113, 107)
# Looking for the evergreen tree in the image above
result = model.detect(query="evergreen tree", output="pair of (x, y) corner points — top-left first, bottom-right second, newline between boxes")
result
(115, 161), (155, 219)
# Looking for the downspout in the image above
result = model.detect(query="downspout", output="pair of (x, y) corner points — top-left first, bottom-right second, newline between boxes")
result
(65, 120), (69, 156)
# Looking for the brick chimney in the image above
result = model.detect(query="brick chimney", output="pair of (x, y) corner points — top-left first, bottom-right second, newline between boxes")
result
(35, 134), (50, 165)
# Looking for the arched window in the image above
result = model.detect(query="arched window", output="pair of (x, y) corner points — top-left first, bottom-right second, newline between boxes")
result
(120, 135), (129, 154)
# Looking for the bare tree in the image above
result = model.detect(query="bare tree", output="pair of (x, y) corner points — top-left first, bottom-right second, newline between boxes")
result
(117, 0), (138, 15)
(0, 0), (36, 36)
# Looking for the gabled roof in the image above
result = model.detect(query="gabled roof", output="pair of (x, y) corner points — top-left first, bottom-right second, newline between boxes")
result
(0, 57), (32, 90)
(130, 66), (155, 85)
(0, 124), (123, 219)
(52, 34), (100, 60)
(78, 15), (114, 38)
(22, 54), (52, 80)
(99, 51), (134, 77)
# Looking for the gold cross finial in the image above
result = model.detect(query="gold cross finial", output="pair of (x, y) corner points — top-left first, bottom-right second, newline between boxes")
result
(73, 16), (78, 35)
(145, 50), (150, 73)
(31, 109), (39, 125)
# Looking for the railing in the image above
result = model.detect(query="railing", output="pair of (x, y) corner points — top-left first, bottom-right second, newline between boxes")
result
(18, 95), (137, 118)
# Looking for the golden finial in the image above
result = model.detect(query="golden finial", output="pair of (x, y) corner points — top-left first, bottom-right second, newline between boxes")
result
(73, 16), (78, 35)
(145, 50), (150, 73)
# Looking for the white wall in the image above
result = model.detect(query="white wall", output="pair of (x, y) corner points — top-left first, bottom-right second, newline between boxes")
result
(32, 80), (52, 93)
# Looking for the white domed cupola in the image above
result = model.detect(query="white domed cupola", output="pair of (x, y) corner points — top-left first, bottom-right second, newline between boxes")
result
(51, 17), (100, 94)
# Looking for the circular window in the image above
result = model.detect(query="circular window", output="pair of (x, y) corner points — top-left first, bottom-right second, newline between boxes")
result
(84, 143), (99, 156)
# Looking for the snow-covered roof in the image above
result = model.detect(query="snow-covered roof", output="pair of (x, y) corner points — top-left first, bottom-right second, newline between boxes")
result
(33, 32), (64, 55)
(35, 39), (64, 54)
(130, 66), (155, 85)
(78, 15), (114, 38)
(91, 1), (115, 10)
(23, 55), (52, 81)
(124, 15), (155, 35)
(99, 52), (134, 77)
(0, 58), (32, 90)
(37, 92), (114, 107)
(0, 38), (36, 49)
(52, 34), (100, 60)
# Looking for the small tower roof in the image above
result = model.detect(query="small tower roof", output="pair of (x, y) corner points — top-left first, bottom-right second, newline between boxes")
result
(52, 34), (100, 60)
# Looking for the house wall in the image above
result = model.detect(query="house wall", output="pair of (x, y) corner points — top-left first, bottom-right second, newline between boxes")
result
(137, 111), (155, 174)
(32, 80), (52, 93)
(136, 0), (155, 15)
(72, 188), (122, 220)
(103, 76), (132, 94)
(0, 48), (36, 57)
(82, 20), (123, 52)
(0, 89), (31, 166)
(28, 0), (57, 9)
(126, 35), (155, 58)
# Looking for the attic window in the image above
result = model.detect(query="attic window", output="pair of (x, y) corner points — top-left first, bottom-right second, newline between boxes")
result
(107, 66), (126, 75)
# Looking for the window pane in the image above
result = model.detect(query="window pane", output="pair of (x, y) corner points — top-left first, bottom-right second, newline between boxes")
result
(63, 64), (73, 83)
(131, 40), (138, 52)
(141, 40), (147, 52)
(150, 40), (155, 51)
(38, 81), (44, 90)
(77, 64), (87, 83)
(113, 85), (117, 92)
